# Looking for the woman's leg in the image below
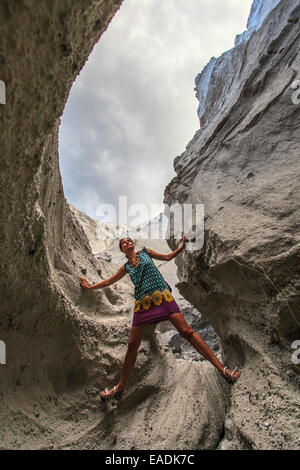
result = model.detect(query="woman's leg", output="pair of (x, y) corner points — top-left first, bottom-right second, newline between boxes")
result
(101, 324), (147, 398)
(168, 312), (239, 381)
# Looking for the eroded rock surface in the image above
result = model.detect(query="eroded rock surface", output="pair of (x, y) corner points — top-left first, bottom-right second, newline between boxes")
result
(165, 0), (300, 450)
(0, 0), (228, 450)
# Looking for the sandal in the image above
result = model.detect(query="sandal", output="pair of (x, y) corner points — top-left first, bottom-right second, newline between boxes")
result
(222, 366), (240, 383)
(100, 385), (124, 402)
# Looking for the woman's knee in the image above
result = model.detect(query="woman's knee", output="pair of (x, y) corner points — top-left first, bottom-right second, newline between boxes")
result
(127, 338), (141, 354)
(179, 327), (194, 341)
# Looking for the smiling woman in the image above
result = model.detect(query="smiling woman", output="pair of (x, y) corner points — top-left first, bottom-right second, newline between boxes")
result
(80, 236), (240, 401)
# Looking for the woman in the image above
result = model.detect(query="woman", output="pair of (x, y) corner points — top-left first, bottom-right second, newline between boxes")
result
(80, 235), (240, 401)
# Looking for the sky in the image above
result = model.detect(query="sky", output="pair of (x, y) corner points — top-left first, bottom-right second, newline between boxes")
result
(58, 0), (253, 226)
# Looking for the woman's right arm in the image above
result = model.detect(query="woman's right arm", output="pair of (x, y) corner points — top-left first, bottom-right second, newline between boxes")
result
(80, 265), (127, 290)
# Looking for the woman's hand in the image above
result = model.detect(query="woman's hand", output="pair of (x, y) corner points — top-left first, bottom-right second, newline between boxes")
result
(80, 276), (91, 290)
(181, 234), (188, 249)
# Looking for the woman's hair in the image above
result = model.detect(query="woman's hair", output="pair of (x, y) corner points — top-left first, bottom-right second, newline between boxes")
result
(119, 237), (134, 258)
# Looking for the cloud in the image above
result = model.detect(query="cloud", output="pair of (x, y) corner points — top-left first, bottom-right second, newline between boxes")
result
(59, 0), (253, 224)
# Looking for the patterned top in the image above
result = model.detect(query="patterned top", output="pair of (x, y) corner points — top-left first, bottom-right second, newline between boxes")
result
(124, 247), (172, 301)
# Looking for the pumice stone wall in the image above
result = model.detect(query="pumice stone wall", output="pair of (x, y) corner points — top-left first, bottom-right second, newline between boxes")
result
(0, 0), (299, 450)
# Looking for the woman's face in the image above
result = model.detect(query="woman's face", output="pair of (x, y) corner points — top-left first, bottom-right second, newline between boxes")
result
(121, 238), (134, 253)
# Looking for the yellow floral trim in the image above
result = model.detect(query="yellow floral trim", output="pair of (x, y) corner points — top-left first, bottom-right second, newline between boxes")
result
(163, 289), (173, 302)
(152, 290), (163, 306)
(134, 289), (173, 312)
(141, 295), (151, 310)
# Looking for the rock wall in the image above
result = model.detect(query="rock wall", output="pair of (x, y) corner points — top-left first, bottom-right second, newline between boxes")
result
(165, 0), (300, 449)
(235, 0), (281, 46)
(195, 0), (293, 126)
(1, 0), (298, 451)
(0, 1), (229, 450)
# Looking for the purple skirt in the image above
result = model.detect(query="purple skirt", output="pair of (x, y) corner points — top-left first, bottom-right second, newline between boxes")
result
(132, 297), (181, 327)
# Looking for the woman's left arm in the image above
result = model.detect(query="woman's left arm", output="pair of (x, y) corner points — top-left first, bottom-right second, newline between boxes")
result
(146, 235), (188, 261)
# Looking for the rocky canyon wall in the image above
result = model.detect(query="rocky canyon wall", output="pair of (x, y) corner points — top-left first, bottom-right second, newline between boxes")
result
(1, 0), (299, 451)
(0, 0), (229, 450)
(165, 0), (300, 449)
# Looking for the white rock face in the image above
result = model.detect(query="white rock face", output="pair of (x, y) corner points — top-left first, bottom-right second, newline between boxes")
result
(0, 0), (229, 451)
(2, 0), (298, 452)
(68, 202), (137, 254)
(235, 0), (281, 46)
(165, 0), (300, 450)
(195, 0), (283, 125)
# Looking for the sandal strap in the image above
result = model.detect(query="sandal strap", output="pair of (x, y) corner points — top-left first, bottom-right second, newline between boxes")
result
(230, 366), (238, 377)
(101, 385), (123, 401)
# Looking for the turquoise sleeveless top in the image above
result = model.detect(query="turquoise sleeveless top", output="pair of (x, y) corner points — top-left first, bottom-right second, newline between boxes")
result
(124, 247), (172, 301)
